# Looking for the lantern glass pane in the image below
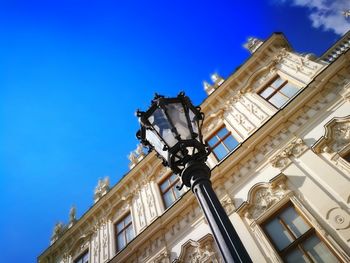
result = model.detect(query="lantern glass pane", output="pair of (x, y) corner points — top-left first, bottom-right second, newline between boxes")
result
(165, 103), (191, 140)
(149, 108), (177, 148)
(188, 108), (199, 136)
(145, 128), (168, 160)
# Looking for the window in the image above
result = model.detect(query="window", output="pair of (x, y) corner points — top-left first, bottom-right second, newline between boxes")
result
(259, 76), (299, 108)
(261, 204), (339, 263)
(207, 126), (239, 161)
(342, 151), (350, 163)
(159, 173), (184, 209)
(74, 250), (89, 263)
(115, 213), (134, 252)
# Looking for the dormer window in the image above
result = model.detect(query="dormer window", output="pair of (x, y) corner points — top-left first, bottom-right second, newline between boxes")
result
(259, 76), (299, 108)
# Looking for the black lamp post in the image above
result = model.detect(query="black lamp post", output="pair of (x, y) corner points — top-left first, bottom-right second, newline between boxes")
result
(136, 92), (252, 263)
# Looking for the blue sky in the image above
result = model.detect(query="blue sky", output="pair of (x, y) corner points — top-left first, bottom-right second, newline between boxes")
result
(0, 0), (348, 262)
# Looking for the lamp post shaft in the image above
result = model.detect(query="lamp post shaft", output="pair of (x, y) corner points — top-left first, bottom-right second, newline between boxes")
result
(182, 162), (252, 263)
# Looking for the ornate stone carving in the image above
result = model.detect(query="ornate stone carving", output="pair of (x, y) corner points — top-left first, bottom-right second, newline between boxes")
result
(174, 234), (222, 263)
(271, 48), (288, 67)
(240, 96), (267, 121)
(94, 177), (110, 203)
(51, 222), (65, 244)
(270, 138), (308, 169)
(101, 219), (109, 261)
(153, 250), (170, 263)
(229, 105), (254, 133)
(136, 192), (146, 228)
(62, 252), (69, 263)
(237, 174), (288, 220)
(145, 183), (157, 218)
(327, 207), (350, 230)
(313, 116), (350, 153)
(68, 205), (77, 227)
(220, 195), (235, 214)
(128, 144), (146, 169)
(244, 37), (264, 53)
(202, 109), (224, 134)
(203, 73), (225, 95)
(93, 229), (100, 263)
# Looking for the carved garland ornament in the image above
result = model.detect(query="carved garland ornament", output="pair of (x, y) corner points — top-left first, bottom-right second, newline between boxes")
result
(237, 174), (288, 221)
(313, 115), (350, 154)
(174, 234), (222, 263)
(270, 138), (308, 169)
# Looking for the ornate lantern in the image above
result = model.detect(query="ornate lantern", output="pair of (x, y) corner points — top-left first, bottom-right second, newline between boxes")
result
(136, 92), (208, 174)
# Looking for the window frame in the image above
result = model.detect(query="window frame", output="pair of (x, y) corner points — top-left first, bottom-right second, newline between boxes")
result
(206, 126), (239, 161)
(258, 76), (299, 109)
(74, 250), (89, 263)
(114, 212), (135, 253)
(158, 173), (184, 210)
(260, 202), (340, 262)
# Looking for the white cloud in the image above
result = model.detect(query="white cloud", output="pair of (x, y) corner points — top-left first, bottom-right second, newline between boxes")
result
(277, 0), (350, 35)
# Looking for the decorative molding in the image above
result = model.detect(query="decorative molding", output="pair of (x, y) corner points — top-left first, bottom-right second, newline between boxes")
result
(136, 191), (146, 229)
(313, 115), (350, 154)
(327, 207), (350, 231)
(153, 249), (170, 263)
(240, 96), (267, 121)
(220, 195), (235, 215)
(145, 182), (157, 219)
(237, 174), (288, 221)
(69, 234), (91, 255)
(270, 138), (308, 169)
(202, 109), (225, 135)
(174, 234), (222, 263)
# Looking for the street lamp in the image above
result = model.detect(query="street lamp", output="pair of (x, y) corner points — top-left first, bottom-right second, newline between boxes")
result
(136, 92), (252, 263)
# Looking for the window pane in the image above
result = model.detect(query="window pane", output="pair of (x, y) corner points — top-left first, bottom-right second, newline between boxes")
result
(303, 235), (339, 263)
(343, 152), (350, 162)
(270, 77), (284, 88)
(160, 180), (170, 192)
(280, 83), (299, 98)
(280, 206), (310, 238)
(124, 213), (132, 225)
(126, 225), (134, 243)
(165, 103), (191, 140)
(174, 186), (183, 199)
(223, 136), (239, 151)
(169, 173), (178, 183)
(163, 190), (175, 208)
(116, 221), (124, 232)
(269, 93), (289, 108)
(117, 233), (126, 251)
(285, 248), (309, 263)
(83, 252), (89, 263)
(265, 218), (294, 250)
(149, 108), (178, 148)
(213, 143), (228, 160)
(208, 136), (218, 147)
(260, 87), (275, 98)
(217, 127), (229, 138)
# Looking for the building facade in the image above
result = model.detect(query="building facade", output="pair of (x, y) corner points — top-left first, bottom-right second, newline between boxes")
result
(38, 31), (350, 263)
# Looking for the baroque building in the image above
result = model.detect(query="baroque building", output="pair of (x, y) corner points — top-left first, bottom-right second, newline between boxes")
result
(38, 31), (350, 263)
